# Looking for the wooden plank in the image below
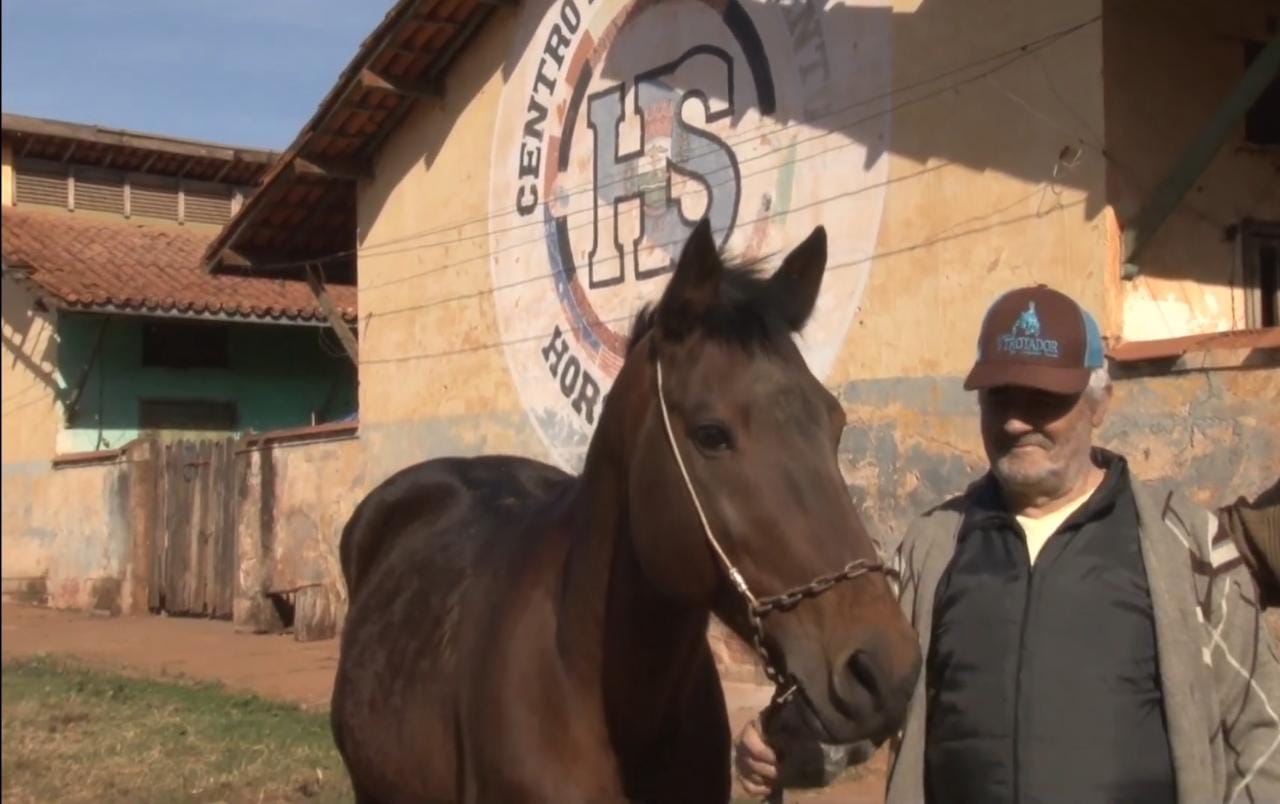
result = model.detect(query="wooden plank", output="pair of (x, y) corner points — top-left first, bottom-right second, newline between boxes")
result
(168, 442), (188, 613)
(306, 265), (360, 364)
(164, 443), (184, 612)
(217, 439), (238, 619)
(148, 443), (168, 612)
(294, 585), (339, 642)
(293, 156), (373, 182)
(178, 440), (198, 613)
(0, 113), (276, 165)
(215, 248), (253, 270)
(358, 67), (444, 100)
(411, 12), (464, 27)
(1123, 36), (1280, 274)
(196, 440), (215, 615)
(210, 439), (227, 618)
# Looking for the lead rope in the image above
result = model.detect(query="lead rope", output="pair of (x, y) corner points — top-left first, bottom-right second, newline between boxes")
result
(654, 360), (759, 607)
(655, 359), (794, 803)
(655, 359), (890, 803)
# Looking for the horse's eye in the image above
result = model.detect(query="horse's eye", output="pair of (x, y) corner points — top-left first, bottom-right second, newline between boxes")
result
(693, 423), (734, 453)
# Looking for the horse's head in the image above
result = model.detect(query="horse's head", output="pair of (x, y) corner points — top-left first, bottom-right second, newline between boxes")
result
(617, 219), (921, 745)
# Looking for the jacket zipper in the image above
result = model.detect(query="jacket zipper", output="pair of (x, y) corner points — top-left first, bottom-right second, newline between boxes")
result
(1012, 524), (1033, 804)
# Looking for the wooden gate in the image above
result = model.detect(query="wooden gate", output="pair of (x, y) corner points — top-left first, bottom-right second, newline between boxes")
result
(149, 438), (237, 618)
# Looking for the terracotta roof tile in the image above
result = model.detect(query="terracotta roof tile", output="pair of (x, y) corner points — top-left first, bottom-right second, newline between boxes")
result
(1, 206), (355, 323)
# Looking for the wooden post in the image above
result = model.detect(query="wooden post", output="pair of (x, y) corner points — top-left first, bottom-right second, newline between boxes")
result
(305, 264), (359, 365)
(1, 142), (14, 206)
(1123, 36), (1280, 276)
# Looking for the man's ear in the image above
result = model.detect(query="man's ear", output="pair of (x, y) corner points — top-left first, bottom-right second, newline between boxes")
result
(1089, 383), (1113, 428)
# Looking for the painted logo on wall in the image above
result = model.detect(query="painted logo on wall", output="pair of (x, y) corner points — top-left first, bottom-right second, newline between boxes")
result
(489, 0), (893, 470)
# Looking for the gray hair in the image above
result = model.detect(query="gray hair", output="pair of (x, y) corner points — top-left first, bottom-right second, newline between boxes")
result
(1084, 365), (1111, 402)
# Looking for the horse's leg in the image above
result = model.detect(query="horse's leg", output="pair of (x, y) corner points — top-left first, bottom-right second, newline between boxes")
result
(650, 649), (732, 803)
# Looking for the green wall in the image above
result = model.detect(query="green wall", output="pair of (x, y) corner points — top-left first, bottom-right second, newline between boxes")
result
(58, 312), (356, 452)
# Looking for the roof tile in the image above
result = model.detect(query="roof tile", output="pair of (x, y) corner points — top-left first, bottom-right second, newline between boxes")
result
(1, 206), (355, 323)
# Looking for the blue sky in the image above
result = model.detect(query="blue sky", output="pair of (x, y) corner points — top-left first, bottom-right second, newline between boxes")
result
(1, 1), (397, 149)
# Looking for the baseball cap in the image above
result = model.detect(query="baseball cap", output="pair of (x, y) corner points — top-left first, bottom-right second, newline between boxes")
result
(963, 285), (1105, 395)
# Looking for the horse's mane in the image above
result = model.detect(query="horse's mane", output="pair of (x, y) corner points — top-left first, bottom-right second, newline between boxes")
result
(625, 260), (799, 356)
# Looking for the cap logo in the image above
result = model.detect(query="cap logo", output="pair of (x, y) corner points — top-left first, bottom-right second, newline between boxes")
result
(997, 301), (1059, 358)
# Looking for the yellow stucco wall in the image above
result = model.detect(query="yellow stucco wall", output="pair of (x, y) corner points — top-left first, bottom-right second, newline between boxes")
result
(1, 141), (13, 207)
(1, 279), (62, 464)
(351, 0), (1138, 502)
(1105, 0), (1280, 339)
(357, 0), (1111, 395)
(2, 280), (138, 610)
(346, 0), (1276, 541)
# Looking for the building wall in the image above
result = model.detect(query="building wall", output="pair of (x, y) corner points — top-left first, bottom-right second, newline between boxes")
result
(1, 279), (63, 465)
(0, 457), (136, 611)
(1104, 0), (1280, 339)
(348, 0), (1275, 548)
(3, 286), (357, 611)
(233, 433), (363, 635)
(57, 312), (356, 453)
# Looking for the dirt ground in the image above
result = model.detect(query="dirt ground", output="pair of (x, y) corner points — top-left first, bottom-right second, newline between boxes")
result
(1, 603), (887, 803)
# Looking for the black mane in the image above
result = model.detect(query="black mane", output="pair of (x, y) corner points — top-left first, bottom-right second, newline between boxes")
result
(625, 261), (796, 356)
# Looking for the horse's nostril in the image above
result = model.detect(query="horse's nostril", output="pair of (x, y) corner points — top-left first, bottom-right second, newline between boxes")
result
(847, 650), (885, 707)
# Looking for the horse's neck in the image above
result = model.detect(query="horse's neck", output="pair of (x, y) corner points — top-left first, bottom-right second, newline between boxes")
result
(557, 452), (711, 752)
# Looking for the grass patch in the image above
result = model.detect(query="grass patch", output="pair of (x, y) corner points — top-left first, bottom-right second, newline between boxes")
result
(1, 656), (351, 803)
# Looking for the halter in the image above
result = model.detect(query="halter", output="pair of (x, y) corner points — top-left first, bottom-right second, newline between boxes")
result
(653, 359), (884, 705)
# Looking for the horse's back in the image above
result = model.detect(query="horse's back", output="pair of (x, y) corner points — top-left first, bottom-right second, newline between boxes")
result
(339, 454), (564, 593)
(332, 454), (571, 801)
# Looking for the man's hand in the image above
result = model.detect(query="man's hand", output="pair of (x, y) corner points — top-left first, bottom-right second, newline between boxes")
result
(734, 717), (779, 797)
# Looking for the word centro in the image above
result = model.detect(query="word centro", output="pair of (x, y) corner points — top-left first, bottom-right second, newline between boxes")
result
(540, 325), (605, 426)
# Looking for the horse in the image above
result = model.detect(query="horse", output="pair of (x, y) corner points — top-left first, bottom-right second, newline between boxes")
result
(330, 219), (922, 803)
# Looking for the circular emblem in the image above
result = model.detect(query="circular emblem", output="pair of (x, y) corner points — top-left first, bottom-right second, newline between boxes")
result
(490, 0), (892, 470)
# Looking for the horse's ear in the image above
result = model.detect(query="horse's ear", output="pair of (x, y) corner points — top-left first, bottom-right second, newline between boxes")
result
(768, 225), (827, 332)
(657, 218), (722, 340)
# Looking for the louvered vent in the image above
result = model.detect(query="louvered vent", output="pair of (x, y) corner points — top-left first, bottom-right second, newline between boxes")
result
(15, 167), (68, 208)
(75, 169), (126, 214)
(131, 179), (180, 220)
(184, 186), (232, 225)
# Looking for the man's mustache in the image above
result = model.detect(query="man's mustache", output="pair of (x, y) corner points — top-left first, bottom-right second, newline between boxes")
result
(998, 434), (1053, 452)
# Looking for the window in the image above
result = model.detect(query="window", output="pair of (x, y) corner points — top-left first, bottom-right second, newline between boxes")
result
(14, 162), (68, 208)
(1240, 220), (1280, 328)
(141, 321), (230, 369)
(138, 399), (238, 431)
(12, 158), (241, 224)
(1244, 40), (1280, 146)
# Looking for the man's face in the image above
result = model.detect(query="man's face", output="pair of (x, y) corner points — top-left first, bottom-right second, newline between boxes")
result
(978, 384), (1108, 499)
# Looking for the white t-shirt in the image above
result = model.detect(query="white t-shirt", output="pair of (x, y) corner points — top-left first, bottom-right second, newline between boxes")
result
(1015, 482), (1099, 564)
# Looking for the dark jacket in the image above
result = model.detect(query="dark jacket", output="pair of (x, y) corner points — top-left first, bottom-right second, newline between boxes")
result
(770, 469), (1280, 803)
(924, 453), (1175, 803)
(879, 472), (1280, 803)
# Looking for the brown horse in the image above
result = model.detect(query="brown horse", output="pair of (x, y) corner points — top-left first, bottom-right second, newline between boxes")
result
(331, 220), (921, 803)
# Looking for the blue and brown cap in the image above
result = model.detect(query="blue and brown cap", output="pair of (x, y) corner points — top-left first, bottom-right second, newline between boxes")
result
(963, 285), (1105, 395)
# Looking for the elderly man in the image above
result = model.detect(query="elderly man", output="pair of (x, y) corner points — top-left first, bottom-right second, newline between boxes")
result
(736, 285), (1280, 803)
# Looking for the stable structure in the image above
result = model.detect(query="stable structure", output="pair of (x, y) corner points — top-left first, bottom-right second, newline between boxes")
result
(199, 0), (1280, 647)
(9, 1), (1280, 651)
(1, 115), (358, 615)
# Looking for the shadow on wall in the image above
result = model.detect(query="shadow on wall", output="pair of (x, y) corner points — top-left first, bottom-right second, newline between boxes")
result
(360, 0), (1112, 251)
(1, 280), (63, 416)
(494, 0), (1109, 203)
